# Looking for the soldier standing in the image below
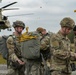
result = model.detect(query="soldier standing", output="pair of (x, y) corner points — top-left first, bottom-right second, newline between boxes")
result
(73, 25), (76, 53)
(50, 17), (76, 75)
(36, 27), (52, 75)
(6, 20), (25, 75)
(72, 25), (76, 70)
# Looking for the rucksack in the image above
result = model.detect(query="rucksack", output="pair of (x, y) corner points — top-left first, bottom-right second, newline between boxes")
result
(0, 36), (9, 59)
(0, 35), (15, 59)
(20, 31), (40, 59)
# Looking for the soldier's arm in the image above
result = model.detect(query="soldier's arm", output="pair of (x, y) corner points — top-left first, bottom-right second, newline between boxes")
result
(70, 51), (76, 60)
(6, 36), (19, 62)
(40, 36), (50, 50)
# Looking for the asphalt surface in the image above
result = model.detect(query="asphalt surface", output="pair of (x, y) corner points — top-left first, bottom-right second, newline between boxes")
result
(0, 64), (76, 75)
(0, 64), (7, 75)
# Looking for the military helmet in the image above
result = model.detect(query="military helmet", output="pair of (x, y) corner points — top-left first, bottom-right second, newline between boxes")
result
(60, 17), (75, 29)
(36, 27), (45, 33)
(12, 20), (25, 29)
(73, 25), (76, 31)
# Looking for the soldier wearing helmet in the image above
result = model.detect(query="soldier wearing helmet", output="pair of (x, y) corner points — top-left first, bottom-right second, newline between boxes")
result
(50, 17), (76, 75)
(36, 27), (47, 39)
(6, 20), (25, 75)
(12, 20), (25, 35)
(60, 17), (75, 29)
(13, 20), (25, 29)
(36, 27), (52, 75)
(36, 27), (45, 33)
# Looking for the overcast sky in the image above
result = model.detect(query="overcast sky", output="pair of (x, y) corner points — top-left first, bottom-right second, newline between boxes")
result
(0, 0), (76, 35)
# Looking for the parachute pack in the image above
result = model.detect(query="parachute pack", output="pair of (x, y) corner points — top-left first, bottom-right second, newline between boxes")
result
(0, 31), (40, 60)
(20, 31), (40, 59)
(20, 31), (54, 59)
(0, 35), (15, 59)
(0, 36), (9, 59)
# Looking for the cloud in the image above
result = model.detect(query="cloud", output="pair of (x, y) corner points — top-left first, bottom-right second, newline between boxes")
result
(0, 0), (76, 35)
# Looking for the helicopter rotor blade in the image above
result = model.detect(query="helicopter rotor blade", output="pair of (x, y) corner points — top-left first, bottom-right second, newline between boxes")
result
(3, 8), (19, 11)
(1, 2), (17, 9)
(7, 13), (34, 17)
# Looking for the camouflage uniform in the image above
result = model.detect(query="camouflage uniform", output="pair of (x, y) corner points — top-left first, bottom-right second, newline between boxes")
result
(6, 20), (25, 75)
(40, 32), (52, 65)
(26, 59), (41, 75)
(50, 17), (76, 75)
(40, 32), (52, 75)
(36, 27), (52, 75)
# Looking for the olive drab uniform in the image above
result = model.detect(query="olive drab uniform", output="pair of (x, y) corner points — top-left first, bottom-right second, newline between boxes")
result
(6, 35), (25, 75)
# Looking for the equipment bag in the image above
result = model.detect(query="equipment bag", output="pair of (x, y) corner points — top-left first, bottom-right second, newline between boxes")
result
(0, 36), (8, 59)
(21, 31), (40, 59)
(0, 35), (15, 59)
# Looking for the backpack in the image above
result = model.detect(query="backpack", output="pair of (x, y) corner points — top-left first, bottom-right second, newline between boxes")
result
(0, 35), (15, 59)
(20, 31), (40, 59)
(0, 36), (9, 59)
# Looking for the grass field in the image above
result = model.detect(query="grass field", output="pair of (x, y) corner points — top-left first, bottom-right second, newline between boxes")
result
(0, 54), (6, 64)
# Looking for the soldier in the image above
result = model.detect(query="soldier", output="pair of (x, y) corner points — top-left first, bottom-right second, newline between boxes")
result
(6, 20), (25, 75)
(36, 27), (51, 62)
(36, 27), (52, 75)
(50, 17), (76, 75)
(72, 25), (76, 71)
(73, 25), (76, 52)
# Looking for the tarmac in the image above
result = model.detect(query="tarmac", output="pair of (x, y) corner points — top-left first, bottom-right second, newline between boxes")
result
(0, 64), (7, 75)
(0, 64), (76, 75)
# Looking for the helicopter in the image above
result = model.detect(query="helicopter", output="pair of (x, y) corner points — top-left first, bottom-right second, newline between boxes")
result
(0, 1), (18, 31)
(0, 0), (2, 3)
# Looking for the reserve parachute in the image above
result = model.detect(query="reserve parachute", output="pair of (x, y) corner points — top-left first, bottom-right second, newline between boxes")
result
(0, 35), (15, 59)
(0, 36), (9, 59)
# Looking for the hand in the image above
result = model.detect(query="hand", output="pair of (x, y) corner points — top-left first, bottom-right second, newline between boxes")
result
(17, 59), (25, 65)
(71, 52), (76, 58)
